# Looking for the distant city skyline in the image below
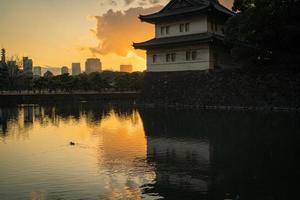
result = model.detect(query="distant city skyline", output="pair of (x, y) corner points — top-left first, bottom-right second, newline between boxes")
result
(1, 49), (137, 74)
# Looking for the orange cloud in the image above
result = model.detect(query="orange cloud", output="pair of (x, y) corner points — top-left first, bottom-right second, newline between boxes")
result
(87, 1), (233, 70)
(220, 0), (233, 9)
(90, 6), (162, 58)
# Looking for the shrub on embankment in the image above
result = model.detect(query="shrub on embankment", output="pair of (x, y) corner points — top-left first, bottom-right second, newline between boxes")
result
(141, 68), (300, 108)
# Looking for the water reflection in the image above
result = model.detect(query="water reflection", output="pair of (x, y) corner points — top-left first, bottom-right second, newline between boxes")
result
(140, 108), (299, 199)
(0, 104), (299, 200)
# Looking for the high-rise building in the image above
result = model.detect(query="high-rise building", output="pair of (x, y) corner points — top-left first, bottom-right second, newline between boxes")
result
(85, 58), (102, 74)
(33, 66), (42, 77)
(120, 65), (133, 73)
(72, 63), (81, 76)
(61, 66), (69, 75)
(23, 57), (33, 72)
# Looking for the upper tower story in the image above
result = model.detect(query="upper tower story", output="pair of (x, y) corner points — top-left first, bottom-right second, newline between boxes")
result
(139, 0), (234, 38)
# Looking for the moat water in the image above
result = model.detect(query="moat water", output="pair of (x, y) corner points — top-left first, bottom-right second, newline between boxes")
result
(0, 103), (299, 200)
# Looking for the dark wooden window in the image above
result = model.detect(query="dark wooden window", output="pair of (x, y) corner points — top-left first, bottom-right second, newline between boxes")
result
(161, 26), (165, 35)
(153, 55), (157, 63)
(171, 53), (176, 62)
(166, 26), (170, 35)
(192, 51), (197, 60)
(186, 51), (191, 61)
(166, 54), (171, 62)
(185, 23), (190, 32)
(180, 24), (184, 32)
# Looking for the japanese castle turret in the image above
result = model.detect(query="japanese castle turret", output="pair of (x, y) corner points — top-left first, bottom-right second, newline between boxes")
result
(133, 0), (235, 72)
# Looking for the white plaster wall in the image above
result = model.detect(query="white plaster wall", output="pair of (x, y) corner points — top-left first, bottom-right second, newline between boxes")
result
(155, 16), (208, 38)
(147, 45), (210, 72)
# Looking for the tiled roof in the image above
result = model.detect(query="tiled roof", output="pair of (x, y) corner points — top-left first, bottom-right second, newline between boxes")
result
(133, 32), (224, 49)
(140, 0), (234, 23)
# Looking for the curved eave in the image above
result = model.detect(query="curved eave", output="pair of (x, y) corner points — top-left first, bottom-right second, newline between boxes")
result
(133, 33), (225, 50)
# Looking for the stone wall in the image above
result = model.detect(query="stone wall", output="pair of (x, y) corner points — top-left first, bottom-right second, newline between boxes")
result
(141, 69), (300, 109)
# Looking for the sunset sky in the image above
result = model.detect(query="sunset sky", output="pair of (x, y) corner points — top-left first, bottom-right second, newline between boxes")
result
(0, 0), (233, 72)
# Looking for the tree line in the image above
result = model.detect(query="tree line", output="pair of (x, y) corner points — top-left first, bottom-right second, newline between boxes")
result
(0, 66), (144, 92)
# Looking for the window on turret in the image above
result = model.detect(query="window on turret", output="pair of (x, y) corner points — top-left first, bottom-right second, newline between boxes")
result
(166, 26), (170, 35)
(166, 54), (171, 62)
(153, 55), (157, 63)
(185, 23), (190, 32)
(186, 51), (191, 61)
(161, 26), (165, 35)
(180, 24), (184, 32)
(171, 53), (176, 62)
(192, 51), (197, 60)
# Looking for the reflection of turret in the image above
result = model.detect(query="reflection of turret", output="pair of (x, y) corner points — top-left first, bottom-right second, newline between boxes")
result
(140, 108), (212, 199)
(24, 106), (34, 123)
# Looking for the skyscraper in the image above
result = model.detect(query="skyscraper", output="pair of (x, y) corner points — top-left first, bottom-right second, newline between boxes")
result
(23, 57), (33, 72)
(72, 63), (81, 76)
(85, 58), (102, 74)
(61, 66), (69, 75)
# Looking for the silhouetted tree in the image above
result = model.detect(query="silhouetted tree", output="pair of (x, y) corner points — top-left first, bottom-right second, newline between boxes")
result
(77, 73), (90, 91)
(2, 70), (145, 92)
(33, 77), (48, 93)
(225, 0), (300, 65)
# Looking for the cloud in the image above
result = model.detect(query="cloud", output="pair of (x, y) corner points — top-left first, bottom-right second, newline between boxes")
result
(89, 0), (233, 59)
(220, 0), (233, 9)
(90, 6), (162, 57)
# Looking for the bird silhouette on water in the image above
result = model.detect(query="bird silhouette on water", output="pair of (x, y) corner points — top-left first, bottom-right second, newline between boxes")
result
(69, 142), (75, 146)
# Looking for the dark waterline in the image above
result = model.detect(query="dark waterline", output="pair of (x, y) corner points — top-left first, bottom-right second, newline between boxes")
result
(0, 103), (299, 200)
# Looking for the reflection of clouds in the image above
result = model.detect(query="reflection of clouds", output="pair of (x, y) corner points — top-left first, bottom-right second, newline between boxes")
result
(98, 111), (146, 162)
(95, 110), (157, 199)
(0, 104), (157, 199)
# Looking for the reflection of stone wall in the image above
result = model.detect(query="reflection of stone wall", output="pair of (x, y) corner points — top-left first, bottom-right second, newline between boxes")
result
(141, 69), (300, 108)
